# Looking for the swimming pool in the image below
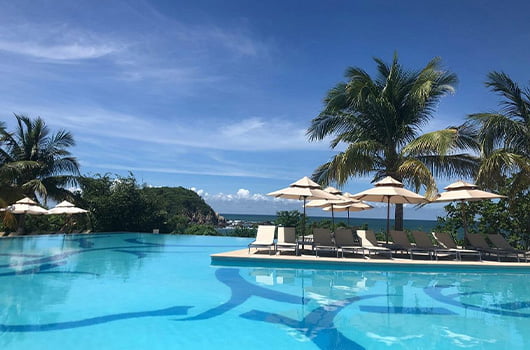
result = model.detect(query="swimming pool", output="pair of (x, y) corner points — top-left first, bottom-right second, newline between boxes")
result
(1, 233), (529, 349)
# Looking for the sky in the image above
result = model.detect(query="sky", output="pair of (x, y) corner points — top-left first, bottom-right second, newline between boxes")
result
(1, 0), (529, 219)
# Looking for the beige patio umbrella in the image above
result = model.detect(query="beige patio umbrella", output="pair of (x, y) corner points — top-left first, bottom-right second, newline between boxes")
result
(6, 197), (48, 215)
(267, 177), (338, 235)
(322, 198), (373, 226)
(306, 186), (353, 229)
(47, 201), (88, 215)
(351, 176), (428, 243)
(5, 197), (48, 234)
(434, 181), (506, 239)
(47, 201), (89, 234)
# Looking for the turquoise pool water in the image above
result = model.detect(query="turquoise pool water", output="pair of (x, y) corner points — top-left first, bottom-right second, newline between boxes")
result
(1, 233), (530, 349)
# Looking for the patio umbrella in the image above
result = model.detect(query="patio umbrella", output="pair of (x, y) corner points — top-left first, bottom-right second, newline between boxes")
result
(351, 176), (428, 244)
(267, 177), (338, 235)
(47, 201), (88, 215)
(306, 187), (352, 229)
(322, 198), (373, 226)
(6, 197), (48, 215)
(434, 181), (506, 240)
(5, 197), (48, 234)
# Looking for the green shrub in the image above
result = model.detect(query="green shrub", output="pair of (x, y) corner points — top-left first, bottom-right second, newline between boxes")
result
(183, 224), (218, 236)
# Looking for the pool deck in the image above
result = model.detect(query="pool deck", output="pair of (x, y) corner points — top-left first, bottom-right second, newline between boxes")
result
(212, 248), (530, 269)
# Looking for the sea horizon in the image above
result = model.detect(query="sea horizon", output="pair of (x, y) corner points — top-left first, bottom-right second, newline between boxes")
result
(221, 213), (439, 233)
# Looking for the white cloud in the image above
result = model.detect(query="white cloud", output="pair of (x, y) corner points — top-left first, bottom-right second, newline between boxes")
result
(0, 40), (118, 61)
(194, 188), (282, 202)
(236, 189), (250, 198)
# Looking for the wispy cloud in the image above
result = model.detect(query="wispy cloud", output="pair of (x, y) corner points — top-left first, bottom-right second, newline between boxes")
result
(5, 103), (324, 152)
(0, 39), (118, 61)
(82, 163), (283, 179)
(0, 22), (123, 61)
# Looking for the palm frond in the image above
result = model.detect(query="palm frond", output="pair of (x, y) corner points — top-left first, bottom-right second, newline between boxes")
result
(397, 159), (437, 198)
(476, 151), (529, 189)
(403, 123), (479, 156)
(486, 72), (530, 121)
(469, 112), (527, 154)
(415, 154), (479, 180)
(312, 142), (379, 186)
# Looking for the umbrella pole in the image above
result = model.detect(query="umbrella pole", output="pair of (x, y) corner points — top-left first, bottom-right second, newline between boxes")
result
(386, 197), (390, 244)
(302, 196), (307, 237)
(331, 204), (335, 232)
(461, 200), (468, 247)
(347, 209), (350, 227)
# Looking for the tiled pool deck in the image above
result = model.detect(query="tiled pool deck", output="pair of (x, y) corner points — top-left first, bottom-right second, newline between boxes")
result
(212, 248), (530, 269)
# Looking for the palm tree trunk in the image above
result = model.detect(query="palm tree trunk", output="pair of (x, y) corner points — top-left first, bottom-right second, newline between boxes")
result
(394, 204), (404, 231)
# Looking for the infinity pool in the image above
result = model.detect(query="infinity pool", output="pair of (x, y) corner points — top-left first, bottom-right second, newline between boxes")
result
(1, 233), (529, 349)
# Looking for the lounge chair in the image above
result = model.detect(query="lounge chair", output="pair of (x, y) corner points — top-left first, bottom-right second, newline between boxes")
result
(467, 233), (521, 262)
(389, 230), (432, 259)
(275, 227), (298, 255)
(488, 234), (528, 262)
(354, 230), (392, 259)
(312, 228), (336, 257)
(410, 231), (458, 261)
(432, 232), (481, 261)
(334, 228), (359, 258)
(248, 225), (276, 254)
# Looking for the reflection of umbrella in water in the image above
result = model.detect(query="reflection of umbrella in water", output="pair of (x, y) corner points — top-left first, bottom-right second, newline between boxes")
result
(351, 176), (427, 244)
(4, 197), (48, 234)
(434, 181), (506, 240)
(267, 177), (338, 235)
(322, 194), (373, 226)
(307, 187), (355, 229)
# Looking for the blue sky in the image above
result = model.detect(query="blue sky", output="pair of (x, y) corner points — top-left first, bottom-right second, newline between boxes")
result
(1, 0), (529, 219)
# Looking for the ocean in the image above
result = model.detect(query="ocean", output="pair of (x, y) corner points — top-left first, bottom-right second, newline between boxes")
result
(221, 213), (439, 233)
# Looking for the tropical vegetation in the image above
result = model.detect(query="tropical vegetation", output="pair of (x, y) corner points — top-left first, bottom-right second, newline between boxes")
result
(74, 174), (219, 233)
(0, 114), (79, 203)
(0, 115), (80, 232)
(435, 179), (530, 249)
(307, 53), (478, 230)
(469, 71), (530, 193)
(436, 73), (530, 247)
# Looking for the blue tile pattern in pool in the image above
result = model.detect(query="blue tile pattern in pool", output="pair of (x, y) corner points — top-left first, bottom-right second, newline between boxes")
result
(1, 233), (530, 349)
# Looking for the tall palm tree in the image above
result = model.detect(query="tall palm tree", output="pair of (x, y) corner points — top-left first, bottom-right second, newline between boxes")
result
(307, 54), (478, 230)
(469, 72), (530, 193)
(0, 114), (80, 203)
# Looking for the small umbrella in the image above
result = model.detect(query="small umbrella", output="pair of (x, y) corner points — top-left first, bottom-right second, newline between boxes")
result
(307, 186), (353, 229)
(47, 201), (88, 215)
(322, 198), (373, 226)
(351, 176), (428, 243)
(267, 177), (338, 235)
(47, 201), (89, 234)
(434, 181), (506, 240)
(5, 197), (48, 234)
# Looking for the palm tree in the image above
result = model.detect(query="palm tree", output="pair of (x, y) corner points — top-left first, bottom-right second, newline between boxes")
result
(0, 114), (80, 203)
(307, 54), (478, 230)
(469, 72), (530, 193)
